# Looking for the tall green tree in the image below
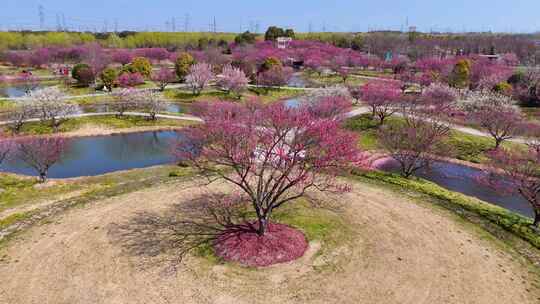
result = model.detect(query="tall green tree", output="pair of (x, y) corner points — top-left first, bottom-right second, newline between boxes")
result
(175, 52), (196, 82)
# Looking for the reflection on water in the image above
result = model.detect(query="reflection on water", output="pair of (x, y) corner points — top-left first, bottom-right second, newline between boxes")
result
(376, 159), (534, 218)
(287, 75), (307, 88)
(2, 131), (182, 178)
(0, 85), (43, 98)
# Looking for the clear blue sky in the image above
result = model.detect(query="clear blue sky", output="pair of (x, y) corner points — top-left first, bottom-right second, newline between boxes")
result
(1, 0), (539, 33)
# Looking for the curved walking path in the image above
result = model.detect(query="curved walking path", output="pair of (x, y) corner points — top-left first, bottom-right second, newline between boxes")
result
(0, 180), (538, 303)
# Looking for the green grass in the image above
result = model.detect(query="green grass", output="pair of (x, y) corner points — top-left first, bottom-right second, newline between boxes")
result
(273, 198), (352, 252)
(0, 165), (195, 213)
(163, 87), (303, 104)
(302, 71), (366, 87)
(0, 174), (80, 212)
(163, 89), (230, 102)
(353, 170), (540, 249)
(194, 197), (353, 266)
(344, 114), (527, 163)
(10, 115), (196, 135)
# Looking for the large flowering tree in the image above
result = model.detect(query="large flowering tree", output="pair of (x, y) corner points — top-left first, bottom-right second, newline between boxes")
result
(173, 100), (360, 236)
(360, 80), (402, 125)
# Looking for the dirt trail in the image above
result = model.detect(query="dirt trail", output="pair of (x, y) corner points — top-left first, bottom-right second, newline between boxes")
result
(0, 180), (538, 304)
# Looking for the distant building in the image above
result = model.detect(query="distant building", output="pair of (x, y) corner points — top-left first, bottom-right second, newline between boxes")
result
(277, 37), (292, 49)
(479, 54), (500, 61)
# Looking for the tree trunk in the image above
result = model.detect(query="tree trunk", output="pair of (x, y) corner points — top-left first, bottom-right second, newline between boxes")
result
(534, 210), (540, 227)
(39, 171), (47, 183)
(257, 217), (268, 236)
(494, 138), (502, 149)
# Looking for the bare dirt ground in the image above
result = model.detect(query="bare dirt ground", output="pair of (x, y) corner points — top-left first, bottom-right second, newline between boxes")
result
(0, 180), (539, 304)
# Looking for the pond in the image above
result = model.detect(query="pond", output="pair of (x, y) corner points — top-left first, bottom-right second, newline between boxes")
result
(374, 158), (534, 218)
(0, 85), (43, 98)
(74, 102), (194, 115)
(287, 74), (308, 88)
(1, 131), (181, 178)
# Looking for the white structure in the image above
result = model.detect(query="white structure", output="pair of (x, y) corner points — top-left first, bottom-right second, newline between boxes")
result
(277, 37), (292, 49)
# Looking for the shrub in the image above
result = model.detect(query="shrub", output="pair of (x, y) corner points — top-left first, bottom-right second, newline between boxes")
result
(99, 67), (118, 92)
(72, 63), (95, 87)
(118, 72), (144, 88)
(130, 57), (152, 78)
(175, 52), (196, 82)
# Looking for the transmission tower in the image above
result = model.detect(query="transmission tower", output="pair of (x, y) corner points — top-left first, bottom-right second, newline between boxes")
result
(172, 17), (176, 32)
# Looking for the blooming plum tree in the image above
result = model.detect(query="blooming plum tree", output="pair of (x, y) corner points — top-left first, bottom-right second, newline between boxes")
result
(14, 135), (70, 182)
(185, 63), (214, 95)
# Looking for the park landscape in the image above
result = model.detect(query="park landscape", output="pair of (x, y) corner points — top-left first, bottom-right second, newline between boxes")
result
(0, 5), (539, 304)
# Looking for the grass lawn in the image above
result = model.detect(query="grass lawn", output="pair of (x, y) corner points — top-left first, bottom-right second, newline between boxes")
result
(5, 115), (196, 135)
(163, 87), (304, 104)
(0, 165), (195, 233)
(302, 71), (367, 87)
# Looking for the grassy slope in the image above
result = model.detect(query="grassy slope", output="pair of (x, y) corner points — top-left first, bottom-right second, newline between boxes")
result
(344, 114), (526, 163)
(4, 115), (196, 135)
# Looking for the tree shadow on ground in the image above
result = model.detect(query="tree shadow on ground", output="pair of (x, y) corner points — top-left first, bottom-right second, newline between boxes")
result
(108, 193), (256, 270)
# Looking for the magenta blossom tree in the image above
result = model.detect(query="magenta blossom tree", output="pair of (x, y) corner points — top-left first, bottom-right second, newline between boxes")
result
(256, 66), (293, 87)
(483, 146), (540, 226)
(173, 101), (360, 236)
(112, 49), (134, 65)
(218, 64), (249, 98)
(185, 63), (214, 95)
(360, 80), (402, 125)
(151, 67), (176, 91)
(0, 133), (12, 166)
(118, 72), (145, 88)
(15, 135), (70, 182)
(467, 94), (524, 149)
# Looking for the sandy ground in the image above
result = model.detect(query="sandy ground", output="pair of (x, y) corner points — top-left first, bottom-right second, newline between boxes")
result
(0, 180), (539, 304)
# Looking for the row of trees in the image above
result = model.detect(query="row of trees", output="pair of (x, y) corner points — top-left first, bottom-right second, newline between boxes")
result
(354, 78), (540, 226)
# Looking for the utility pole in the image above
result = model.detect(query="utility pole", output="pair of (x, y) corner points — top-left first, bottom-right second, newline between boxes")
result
(184, 13), (190, 32)
(38, 5), (45, 30)
(56, 13), (62, 31)
(62, 13), (67, 31)
(114, 19), (118, 33)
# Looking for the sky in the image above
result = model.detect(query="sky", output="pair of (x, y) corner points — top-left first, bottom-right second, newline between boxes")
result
(1, 0), (539, 33)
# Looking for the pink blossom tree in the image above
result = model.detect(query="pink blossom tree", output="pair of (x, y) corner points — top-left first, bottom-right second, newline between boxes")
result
(0, 133), (12, 166)
(134, 90), (166, 120)
(173, 101), (360, 238)
(360, 80), (402, 125)
(218, 64), (249, 98)
(112, 49), (133, 65)
(483, 146), (540, 226)
(151, 67), (176, 91)
(256, 66), (293, 87)
(467, 94), (524, 149)
(112, 88), (137, 117)
(118, 72), (144, 88)
(14, 135), (70, 182)
(185, 63), (214, 95)
(379, 94), (453, 178)
(27, 87), (76, 132)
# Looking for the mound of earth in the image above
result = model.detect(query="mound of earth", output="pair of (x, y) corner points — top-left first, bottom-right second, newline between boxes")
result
(0, 180), (538, 304)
